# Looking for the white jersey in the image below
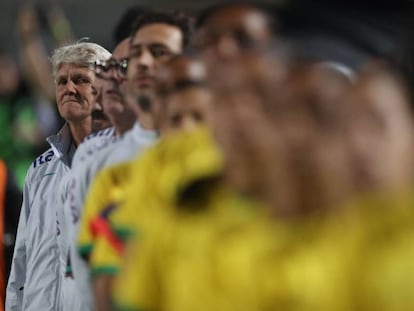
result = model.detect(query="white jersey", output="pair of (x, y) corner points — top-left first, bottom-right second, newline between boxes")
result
(99, 122), (157, 168)
(72, 127), (116, 165)
(56, 127), (116, 311)
(6, 124), (75, 311)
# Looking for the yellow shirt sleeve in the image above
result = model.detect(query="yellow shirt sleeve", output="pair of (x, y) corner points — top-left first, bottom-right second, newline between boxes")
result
(89, 234), (123, 277)
(77, 161), (132, 259)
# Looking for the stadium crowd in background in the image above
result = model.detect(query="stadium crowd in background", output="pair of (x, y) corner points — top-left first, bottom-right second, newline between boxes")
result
(2, 1), (414, 311)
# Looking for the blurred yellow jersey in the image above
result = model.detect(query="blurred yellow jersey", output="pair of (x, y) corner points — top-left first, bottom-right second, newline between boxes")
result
(82, 127), (223, 275)
(113, 190), (414, 311)
(113, 186), (279, 311)
(110, 126), (223, 240)
(89, 234), (123, 276)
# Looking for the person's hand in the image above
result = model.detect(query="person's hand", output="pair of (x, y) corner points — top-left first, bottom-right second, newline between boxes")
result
(16, 5), (40, 40)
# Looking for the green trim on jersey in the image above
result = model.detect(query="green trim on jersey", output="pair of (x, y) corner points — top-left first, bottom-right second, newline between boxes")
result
(78, 243), (93, 257)
(91, 265), (119, 277)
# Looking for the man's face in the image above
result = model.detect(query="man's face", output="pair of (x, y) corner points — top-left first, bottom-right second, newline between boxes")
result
(196, 6), (272, 92)
(160, 87), (212, 135)
(197, 6), (271, 63)
(55, 63), (96, 122)
(127, 23), (183, 97)
(91, 77), (111, 132)
(101, 38), (131, 120)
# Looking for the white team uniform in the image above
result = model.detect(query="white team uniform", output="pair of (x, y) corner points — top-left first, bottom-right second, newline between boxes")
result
(6, 123), (75, 311)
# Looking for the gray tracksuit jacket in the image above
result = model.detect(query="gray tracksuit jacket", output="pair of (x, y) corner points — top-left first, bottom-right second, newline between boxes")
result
(6, 124), (75, 311)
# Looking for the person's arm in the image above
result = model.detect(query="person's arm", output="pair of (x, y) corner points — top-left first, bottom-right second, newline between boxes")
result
(16, 6), (54, 100)
(16, 5), (74, 101)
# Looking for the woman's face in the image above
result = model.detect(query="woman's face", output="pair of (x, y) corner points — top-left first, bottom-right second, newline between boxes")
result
(55, 63), (96, 123)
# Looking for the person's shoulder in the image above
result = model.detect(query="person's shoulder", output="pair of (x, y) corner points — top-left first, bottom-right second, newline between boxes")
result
(94, 161), (134, 191)
(84, 127), (115, 141)
(115, 123), (157, 153)
(74, 133), (121, 173)
(32, 148), (56, 169)
(23, 148), (58, 186)
(100, 136), (143, 168)
(73, 129), (116, 165)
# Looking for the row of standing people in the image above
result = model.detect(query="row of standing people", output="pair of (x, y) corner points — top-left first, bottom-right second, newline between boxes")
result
(6, 3), (414, 311)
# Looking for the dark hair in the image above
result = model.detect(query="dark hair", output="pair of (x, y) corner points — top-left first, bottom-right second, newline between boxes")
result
(130, 11), (194, 48)
(113, 6), (150, 45)
(196, 2), (273, 30)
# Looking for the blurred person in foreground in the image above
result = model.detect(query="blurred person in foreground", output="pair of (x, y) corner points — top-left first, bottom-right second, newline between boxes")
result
(213, 54), (414, 309)
(114, 15), (414, 308)
(194, 2), (279, 92)
(6, 42), (110, 311)
(110, 1), (414, 307)
(261, 64), (414, 310)
(324, 64), (414, 310)
(110, 54), (355, 311)
(345, 65), (414, 194)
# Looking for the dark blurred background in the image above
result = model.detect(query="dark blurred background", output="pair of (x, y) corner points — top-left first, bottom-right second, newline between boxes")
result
(0, 0), (413, 54)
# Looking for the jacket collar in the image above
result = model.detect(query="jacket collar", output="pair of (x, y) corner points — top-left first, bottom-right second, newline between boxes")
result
(46, 122), (76, 168)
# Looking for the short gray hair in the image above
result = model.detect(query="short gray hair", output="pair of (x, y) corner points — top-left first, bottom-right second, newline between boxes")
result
(50, 42), (111, 79)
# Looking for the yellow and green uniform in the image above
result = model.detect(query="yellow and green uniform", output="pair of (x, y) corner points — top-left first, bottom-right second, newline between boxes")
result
(112, 186), (278, 311)
(113, 190), (414, 311)
(110, 126), (223, 240)
(77, 162), (130, 261)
